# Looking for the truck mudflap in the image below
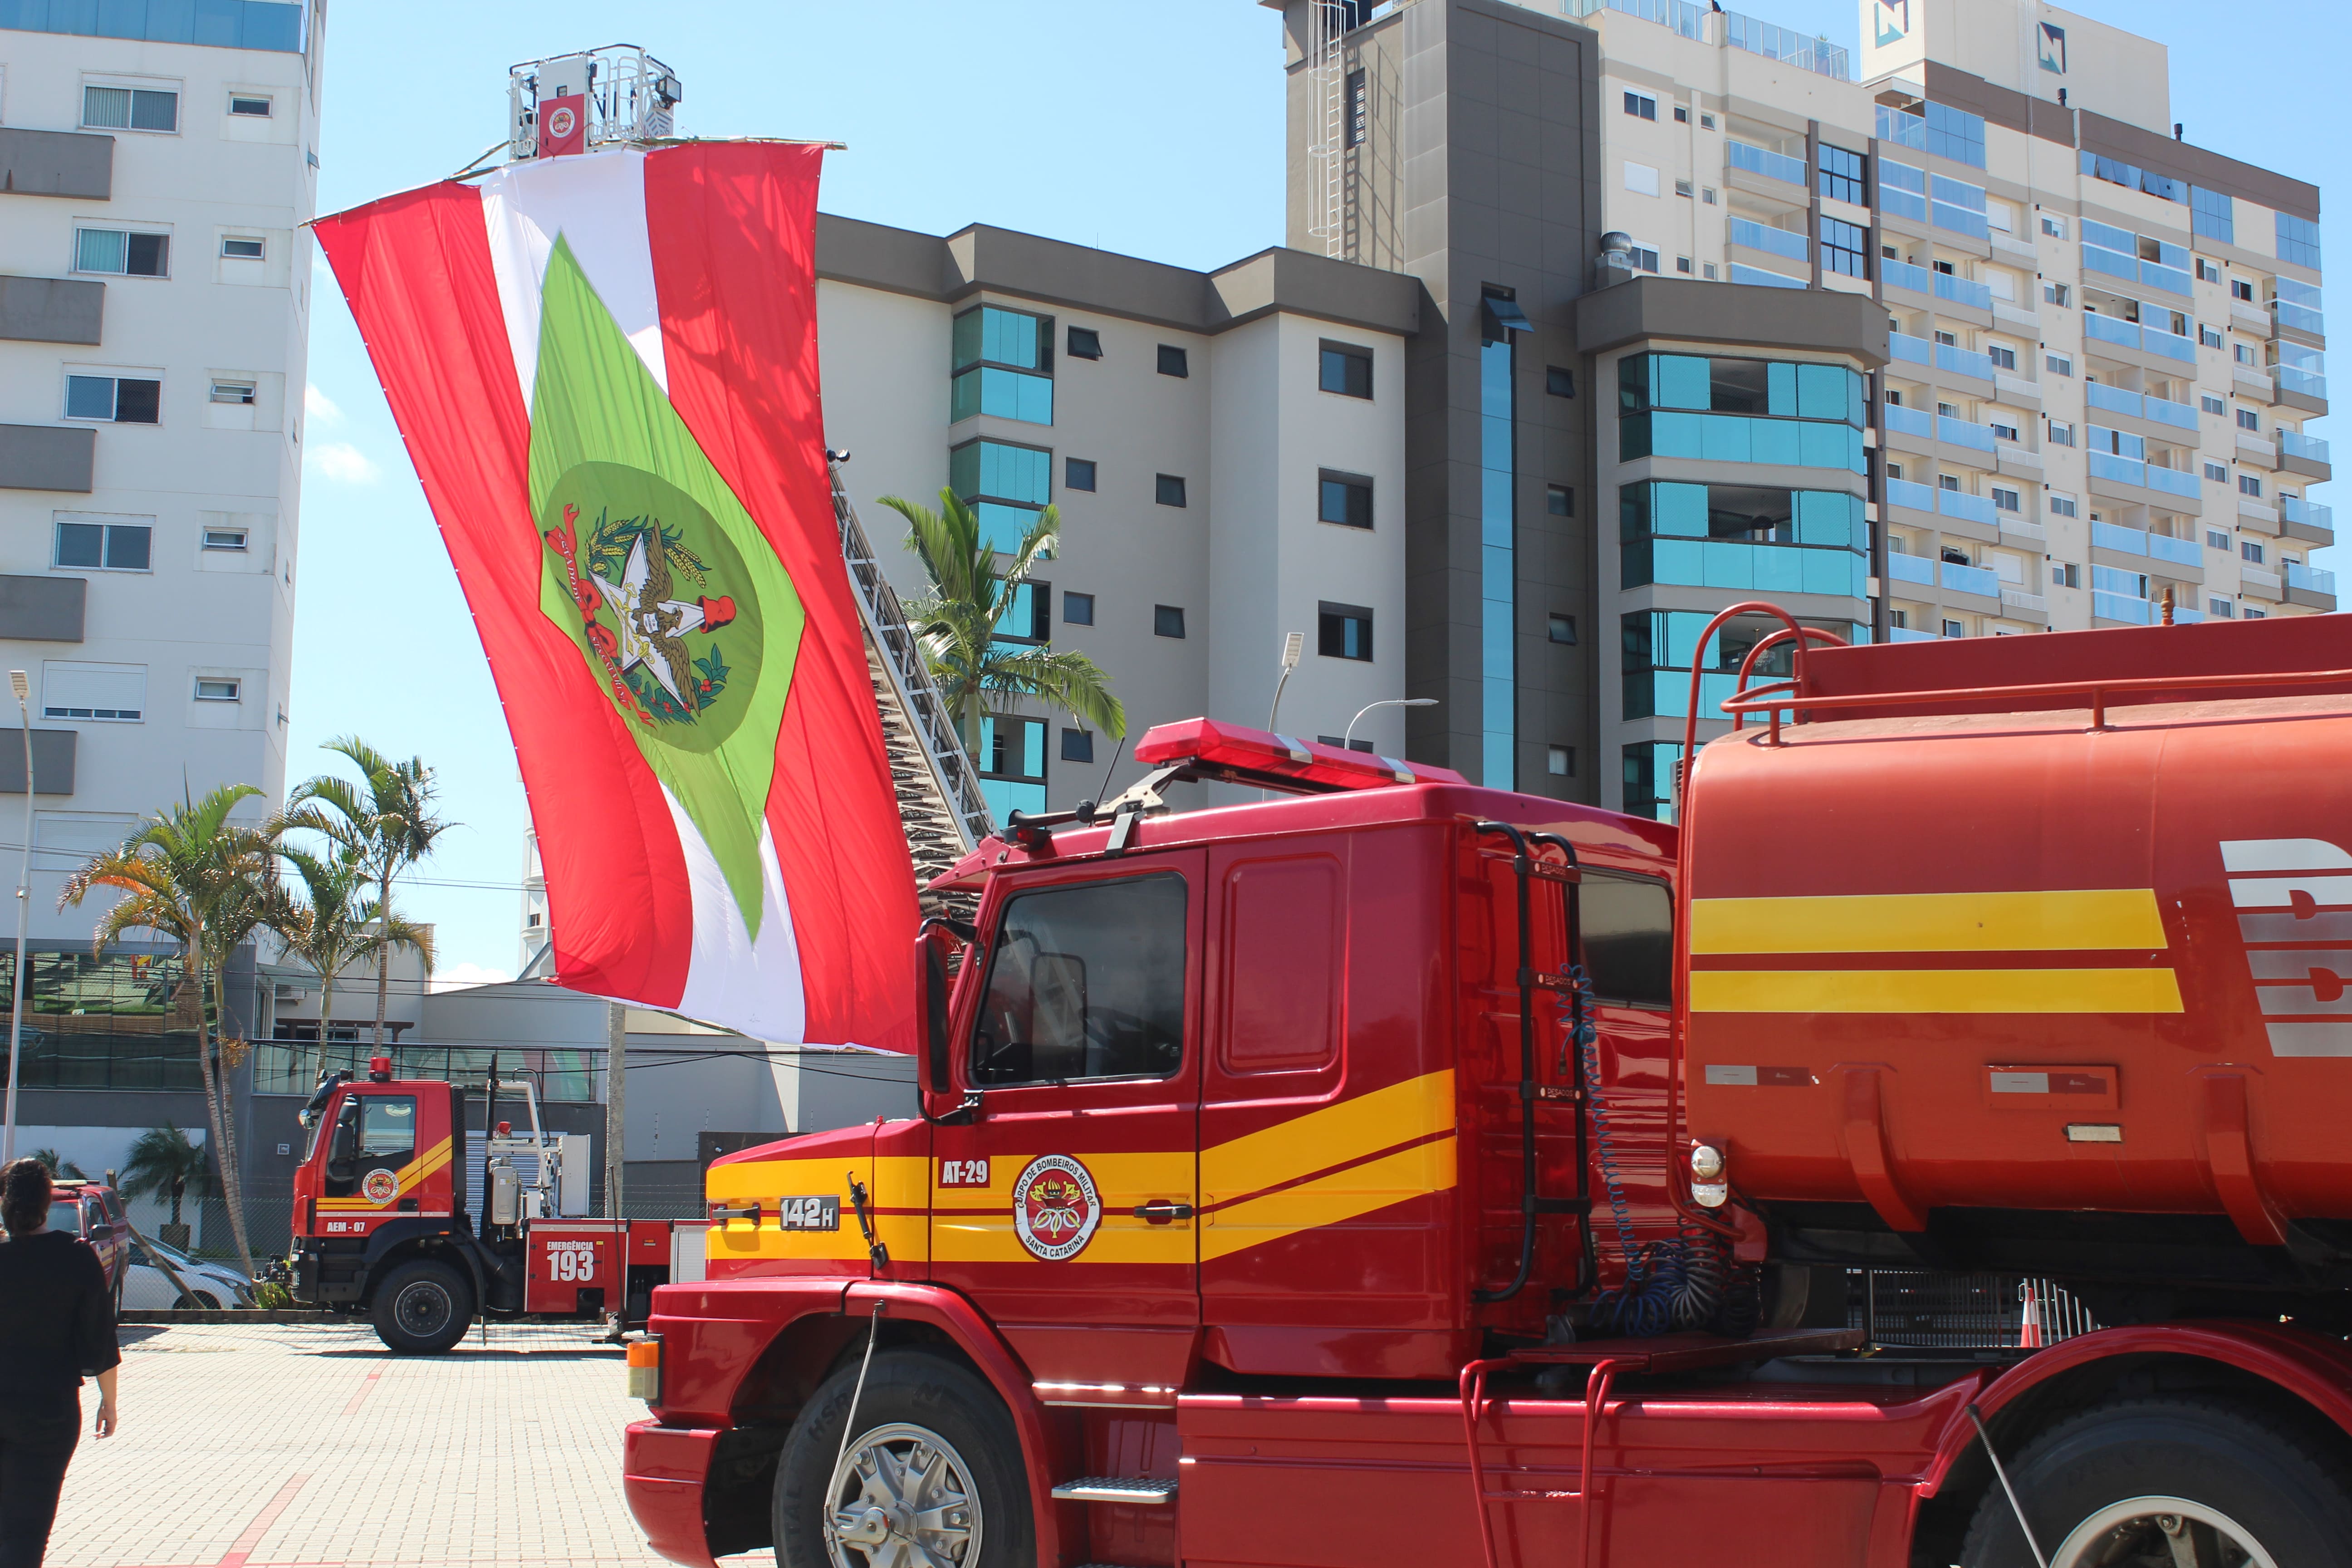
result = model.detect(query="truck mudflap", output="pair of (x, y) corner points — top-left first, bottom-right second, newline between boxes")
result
(623, 1421), (724, 1568)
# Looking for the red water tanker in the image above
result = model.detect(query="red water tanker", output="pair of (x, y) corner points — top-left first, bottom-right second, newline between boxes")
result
(623, 608), (2352, 1568)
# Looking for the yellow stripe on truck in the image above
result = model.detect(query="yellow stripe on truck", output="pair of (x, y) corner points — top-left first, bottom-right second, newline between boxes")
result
(1201, 1069), (1455, 1200)
(1689, 966), (2185, 1014)
(1690, 889), (2168, 955)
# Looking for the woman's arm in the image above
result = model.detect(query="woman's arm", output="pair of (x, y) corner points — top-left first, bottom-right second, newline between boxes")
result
(94, 1366), (118, 1436)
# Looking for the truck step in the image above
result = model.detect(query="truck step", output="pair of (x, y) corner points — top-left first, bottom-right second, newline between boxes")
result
(1051, 1476), (1178, 1505)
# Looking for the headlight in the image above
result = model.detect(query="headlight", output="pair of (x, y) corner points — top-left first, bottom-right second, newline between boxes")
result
(1690, 1144), (1729, 1208)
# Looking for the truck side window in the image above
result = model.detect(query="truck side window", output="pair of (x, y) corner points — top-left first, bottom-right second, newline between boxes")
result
(1582, 873), (1673, 1007)
(327, 1095), (416, 1197)
(970, 873), (1187, 1085)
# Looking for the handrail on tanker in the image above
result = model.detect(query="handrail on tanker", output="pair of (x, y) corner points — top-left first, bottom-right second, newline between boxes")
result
(1720, 661), (2352, 732)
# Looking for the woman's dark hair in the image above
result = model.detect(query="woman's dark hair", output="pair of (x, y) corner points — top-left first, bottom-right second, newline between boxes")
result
(1, 1157), (53, 1236)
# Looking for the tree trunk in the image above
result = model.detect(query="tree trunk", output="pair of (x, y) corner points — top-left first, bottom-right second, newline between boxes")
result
(372, 870), (391, 1048)
(314, 969), (335, 1087)
(186, 945), (255, 1279)
(207, 956), (257, 1281)
(169, 1179), (182, 1226)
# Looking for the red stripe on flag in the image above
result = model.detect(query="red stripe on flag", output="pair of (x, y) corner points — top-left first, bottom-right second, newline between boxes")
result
(644, 143), (918, 1052)
(316, 182), (694, 1008)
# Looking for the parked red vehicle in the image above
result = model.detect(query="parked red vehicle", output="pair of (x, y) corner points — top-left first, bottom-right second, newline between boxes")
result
(49, 1179), (129, 1310)
(624, 610), (2352, 1568)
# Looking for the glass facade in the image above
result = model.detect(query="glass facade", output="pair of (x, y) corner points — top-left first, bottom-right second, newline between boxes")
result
(1622, 740), (1682, 823)
(1617, 353), (1866, 473)
(951, 305), (1054, 426)
(1479, 308), (1516, 789)
(978, 714), (1048, 818)
(0, 948), (198, 1091)
(0, 0), (304, 51)
(1622, 609), (1866, 720)
(951, 437), (1053, 554)
(252, 1043), (599, 1102)
(1621, 482), (1867, 597)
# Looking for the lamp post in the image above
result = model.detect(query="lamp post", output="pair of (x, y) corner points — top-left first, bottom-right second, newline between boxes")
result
(1266, 632), (1305, 730)
(4, 669), (29, 1167)
(1343, 696), (1438, 751)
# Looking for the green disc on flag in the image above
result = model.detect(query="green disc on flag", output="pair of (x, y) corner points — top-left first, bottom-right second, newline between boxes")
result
(529, 236), (803, 940)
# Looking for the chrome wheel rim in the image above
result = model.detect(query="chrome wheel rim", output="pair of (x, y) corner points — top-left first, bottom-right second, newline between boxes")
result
(394, 1279), (453, 1338)
(824, 1420), (980, 1568)
(2052, 1496), (2279, 1568)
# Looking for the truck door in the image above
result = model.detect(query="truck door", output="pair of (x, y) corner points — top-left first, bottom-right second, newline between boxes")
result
(929, 853), (1205, 1392)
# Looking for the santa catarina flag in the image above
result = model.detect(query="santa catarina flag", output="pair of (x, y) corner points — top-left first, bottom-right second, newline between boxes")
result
(316, 143), (916, 1052)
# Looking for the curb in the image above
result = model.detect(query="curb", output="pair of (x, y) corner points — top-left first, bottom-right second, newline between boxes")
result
(119, 1309), (345, 1324)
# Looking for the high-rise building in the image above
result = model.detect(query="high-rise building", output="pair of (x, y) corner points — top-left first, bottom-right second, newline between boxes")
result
(0, 3), (323, 1116)
(1267, 0), (2329, 817)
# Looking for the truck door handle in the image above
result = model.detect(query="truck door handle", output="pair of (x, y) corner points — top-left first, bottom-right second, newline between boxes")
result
(1132, 1201), (1195, 1224)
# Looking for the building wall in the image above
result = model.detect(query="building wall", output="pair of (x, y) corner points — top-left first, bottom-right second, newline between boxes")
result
(0, 11), (320, 939)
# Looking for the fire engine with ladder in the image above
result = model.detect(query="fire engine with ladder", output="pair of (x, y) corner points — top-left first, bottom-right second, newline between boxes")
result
(617, 605), (2352, 1568)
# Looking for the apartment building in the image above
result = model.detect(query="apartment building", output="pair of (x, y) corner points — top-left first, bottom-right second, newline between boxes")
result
(0, 3), (323, 1146)
(1275, 0), (2329, 818)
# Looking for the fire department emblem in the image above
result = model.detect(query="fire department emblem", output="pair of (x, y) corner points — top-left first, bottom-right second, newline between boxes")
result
(545, 104), (578, 141)
(1011, 1154), (1101, 1262)
(361, 1167), (400, 1206)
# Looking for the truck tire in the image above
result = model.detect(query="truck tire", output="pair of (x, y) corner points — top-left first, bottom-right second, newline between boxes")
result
(1960, 1395), (2352, 1568)
(370, 1259), (473, 1354)
(772, 1348), (1033, 1568)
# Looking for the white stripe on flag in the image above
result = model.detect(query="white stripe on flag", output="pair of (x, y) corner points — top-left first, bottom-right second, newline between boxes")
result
(478, 147), (668, 403)
(658, 783), (808, 1044)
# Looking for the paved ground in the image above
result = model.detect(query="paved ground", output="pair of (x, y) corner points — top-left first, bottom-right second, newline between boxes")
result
(45, 1320), (772, 1568)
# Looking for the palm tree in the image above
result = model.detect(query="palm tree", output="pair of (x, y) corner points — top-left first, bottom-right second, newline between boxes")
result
(28, 1147), (87, 1181)
(59, 782), (275, 1277)
(267, 846), (435, 1085)
(877, 490), (1124, 760)
(119, 1125), (211, 1243)
(286, 739), (453, 1050)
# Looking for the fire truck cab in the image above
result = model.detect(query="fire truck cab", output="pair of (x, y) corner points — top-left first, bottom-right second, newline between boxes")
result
(625, 613), (2352, 1568)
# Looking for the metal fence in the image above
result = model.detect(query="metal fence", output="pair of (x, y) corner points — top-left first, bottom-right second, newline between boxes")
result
(1852, 1270), (2102, 1348)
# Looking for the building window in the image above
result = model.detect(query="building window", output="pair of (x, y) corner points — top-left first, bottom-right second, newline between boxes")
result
(1065, 326), (1102, 360)
(1153, 604), (1186, 638)
(1938, 475), (1961, 493)
(1546, 484), (1573, 517)
(1319, 342), (1373, 398)
(1545, 366), (1575, 398)
(2045, 353), (2073, 377)
(2210, 597), (2234, 617)
(228, 93), (272, 117)
(1318, 470), (1373, 528)
(2041, 215), (2068, 240)
(1480, 290), (1519, 789)
(2208, 529), (2231, 550)
(1154, 474), (1187, 508)
(193, 677), (241, 702)
(1990, 421), (2020, 443)
(1623, 161), (1660, 197)
(2277, 213), (2322, 271)
(2202, 395), (2226, 414)
(1623, 90), (1656, 121)
(42, 662), (145, 722)
(1988, 345), (2017, 371)
(951, 304), (1054, 426)
(1992, 486), (2021, 512)
(220, 235), (265, 260)
(83, 84), (177, 132)
(2204, 461), (2229, 482)
(1156, 344), (1189, 378)
(2043, 283), (2071, 309)
(2201, 325), (2225, 349)
(1060, 727), (1094, 764)
(949, 437), (1054, 552)
(1702, 262), (1717, 279)
(1701, 187), (1717, 205)
(2242, 539), (2264, 564)
(1547, 745), (1575, 778)
(2047, 420), (2074, 446)
(210, 380), (256, 405)
(65, 374), (161, 424)
(1065, 457), (1096, 492)
(2053, 562), (2081, 588)
(1548, 613), (1577, 645)
(76, 228), (169, 278)
(1676, 256), (1692, 274)
(1819, 215), (1867, 278)
(1818, 143), (1866, 205)
(1063, 592), (1094, 626)
(2236, 408), (2260, 431)
(1700, 112), (1716, 130)
(2195, 259), (2220, 284)
(1318, 602), (1373, 662)
(2240, 475), (2262, 498)
(1942, 619), (1966, 640)
(995, 580), (1050, 644)
(976, 714), (1047, 819)
(2231, 278), (2255, 303)
(1675, 181), (1693, 200)
(202, 526), (249, 551)
(2245, 607), (2268, 620)
(1628, 243), (1660, 274)
(54, 517), (152, 571)
(1673, 105), (1689, 124)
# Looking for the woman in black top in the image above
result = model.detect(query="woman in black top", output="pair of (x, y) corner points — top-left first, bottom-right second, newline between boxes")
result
(0, 1158), (119, 1568)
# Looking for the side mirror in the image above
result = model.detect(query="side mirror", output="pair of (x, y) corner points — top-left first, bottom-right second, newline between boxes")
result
(917, 917), (980, 1125)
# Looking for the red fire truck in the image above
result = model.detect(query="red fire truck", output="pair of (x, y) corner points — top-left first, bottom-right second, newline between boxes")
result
(287, 1059), (704, 1351)
(623, 606), (2352, 1568)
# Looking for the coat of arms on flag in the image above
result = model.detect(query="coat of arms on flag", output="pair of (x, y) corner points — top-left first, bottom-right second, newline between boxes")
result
(317, 143), (916, 1051)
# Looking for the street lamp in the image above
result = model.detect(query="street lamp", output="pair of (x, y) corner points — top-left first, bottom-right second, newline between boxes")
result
(4, 668), (28, 1168)
(1266, 632), (1305, 729)
(1343, 696), (1438, 751)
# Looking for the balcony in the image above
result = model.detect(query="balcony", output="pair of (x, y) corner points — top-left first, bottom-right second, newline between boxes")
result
(1883, 402), (1933, 440)
(1890, 332), (1932, 368)
(0, 424), (94, 492)
(1886, 551), (1935, 587)
(2239, 495), (2281, 534)
(2276, 365), (2328, 407)
(2146, 530), (2201, 568)
(2143, 465), (2201, 501)
(1999, 516), (2048, 544)
(2000, 587), (2048, 614)
(1937, 414), (1996, 453)
(1935, 271), (1993, 311)
(2142, 326), (2197, 365)
(1888, 626), (1940, 643)
(2092, 519), (2150, 556)
(1728, 217), (1809, 264)
(1942, 559), (2001, 598)
(2232, 298), (2275, 336)
(2234, 363), (2278, 402)
(2282, 495), (2335, 546)
(2241, 564), (2283, 601)
(2093, 591), (2154, 625)
(2235, 433), (2279, 470)
(2146, 395), (2198, 431)
(2083, 313), (2140, 352)
(1938, 487), (1998, 527)
(0, 575), (83, 642)
(2084, 383), (2141, 419)
(1884, 476), (1937, 513)
(0, 276), (104, 346)
(2088, 450), (2147, 488)
(2082, 245), (2138, 285)
(0, 128), (113, 201)
(0, 728), (74, 795)
(2287, 562), (2338, 609)
(1936, 342), (1996, 383)
(2281, 430), (2331, 464)
(2274, 300), (2325, 338)
(1884, 258), (1932, 296)
(1727, 140), (1808, 187)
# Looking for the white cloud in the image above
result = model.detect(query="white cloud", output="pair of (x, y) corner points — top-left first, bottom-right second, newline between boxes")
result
(304, 384), (343, 425)
(311, 441), (381, 485)
(430, 961), (515, 994)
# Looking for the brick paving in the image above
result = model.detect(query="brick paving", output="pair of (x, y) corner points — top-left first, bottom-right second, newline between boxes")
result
(44, 1320), (773, 1568)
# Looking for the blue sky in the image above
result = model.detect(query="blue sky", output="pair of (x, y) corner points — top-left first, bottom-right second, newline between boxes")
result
(294, 0), (2339, 985)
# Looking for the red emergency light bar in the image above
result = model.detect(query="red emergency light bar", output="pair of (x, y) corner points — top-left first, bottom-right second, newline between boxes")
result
(1132, 717), (1465, 794)
(367, 1055), (393, 1082)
